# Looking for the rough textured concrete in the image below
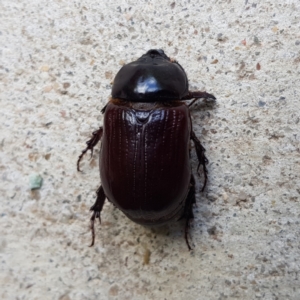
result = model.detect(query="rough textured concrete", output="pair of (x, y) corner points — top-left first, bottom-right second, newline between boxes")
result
(1, 1), (300, 299)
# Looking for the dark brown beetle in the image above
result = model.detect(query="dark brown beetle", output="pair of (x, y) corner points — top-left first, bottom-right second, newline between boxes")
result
(77, 49), (216, 249)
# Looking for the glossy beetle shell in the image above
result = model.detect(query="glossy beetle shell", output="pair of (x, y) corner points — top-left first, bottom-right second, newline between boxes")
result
(100, 99), (191, 225)
(77, 49), (216, 249)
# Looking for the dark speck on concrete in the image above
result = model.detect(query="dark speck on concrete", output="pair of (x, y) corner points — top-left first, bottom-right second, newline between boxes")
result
(258, 100), (266, 107)
(254, 36), (260, 44)
(207, 226), (217, 235)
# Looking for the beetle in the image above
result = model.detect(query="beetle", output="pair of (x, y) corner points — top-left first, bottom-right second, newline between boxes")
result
(77, 49), (216, 250)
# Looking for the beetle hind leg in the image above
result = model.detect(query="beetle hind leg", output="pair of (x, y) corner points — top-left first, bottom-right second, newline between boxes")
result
(191, 130), (208, 192)
(89, 185), (106, 247)
(77, 127), (103, 171)
(181, 174), (196, 251)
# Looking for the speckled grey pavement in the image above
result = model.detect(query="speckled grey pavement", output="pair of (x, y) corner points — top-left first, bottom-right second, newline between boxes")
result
(1, 1), (300, 299)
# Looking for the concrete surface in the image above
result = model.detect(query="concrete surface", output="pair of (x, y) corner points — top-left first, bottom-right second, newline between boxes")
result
(1, 0), (300, 299)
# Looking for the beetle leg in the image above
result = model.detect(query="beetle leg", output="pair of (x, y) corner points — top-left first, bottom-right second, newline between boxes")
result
(190, 130), (208, 192)
(77, 127), (103, 172)
(187, 98), (198, 107)
(181, 91), (216, 104)
(89, 185), (106, 247)
(181, 174), (196, 251)
(101, 104), (107, 114)
(184, 220), (192, 251)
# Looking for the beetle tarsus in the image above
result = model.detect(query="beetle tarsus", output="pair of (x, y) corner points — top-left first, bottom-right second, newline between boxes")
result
(77, 127), (103, 172)
(182, 174), (196, 250)
(191, 130), (208, 192)
(89, 213), (97, 247)
(185, 218), (192, 251)
(186, 91), (216, 108)
(101, 104), (107, 114)
(183, 90), (216, 105)
(89, 185), (106, 247)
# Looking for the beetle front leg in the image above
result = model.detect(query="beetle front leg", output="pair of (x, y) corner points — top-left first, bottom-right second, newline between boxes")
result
(89, 185), (106, 247)
(190, 130), (208, 192)
(181, 91), (216, 106)
(77, 127), (103, 171)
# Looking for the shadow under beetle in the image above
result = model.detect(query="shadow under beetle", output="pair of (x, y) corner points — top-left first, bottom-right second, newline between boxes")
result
(77, 49), (216, 250)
